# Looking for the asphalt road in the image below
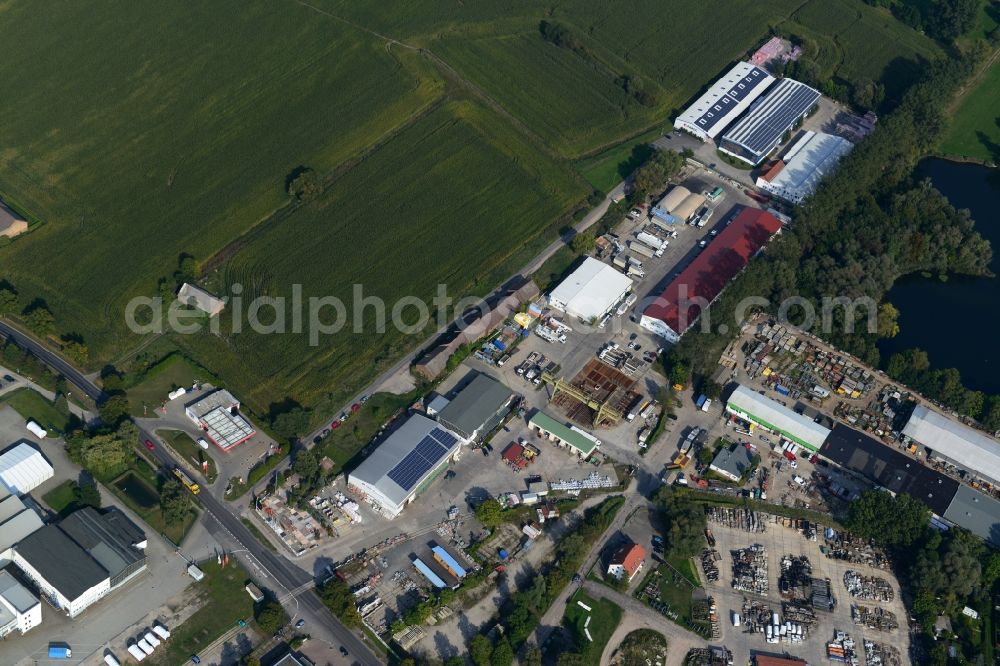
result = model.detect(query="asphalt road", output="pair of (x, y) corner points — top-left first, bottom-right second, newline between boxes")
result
(0, 320), (383, 666)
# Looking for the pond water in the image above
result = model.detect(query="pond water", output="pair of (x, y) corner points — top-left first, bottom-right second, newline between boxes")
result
(877, 158), (1000, 393)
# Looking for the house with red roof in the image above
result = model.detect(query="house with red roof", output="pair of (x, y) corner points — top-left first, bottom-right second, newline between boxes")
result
(639, 207), (781, 342)
(607, 542), (646, 582)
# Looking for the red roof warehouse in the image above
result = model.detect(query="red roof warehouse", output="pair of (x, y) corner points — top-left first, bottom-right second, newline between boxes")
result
(640, 207), (781, 342)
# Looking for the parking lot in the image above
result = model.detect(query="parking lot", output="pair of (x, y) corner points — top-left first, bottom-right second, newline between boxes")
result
(702, 512), (910, 666)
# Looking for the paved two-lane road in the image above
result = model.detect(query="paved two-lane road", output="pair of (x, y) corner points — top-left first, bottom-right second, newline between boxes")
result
(0, 320), (382, 666)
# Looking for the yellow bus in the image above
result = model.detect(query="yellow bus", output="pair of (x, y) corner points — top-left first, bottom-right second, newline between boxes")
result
(172, 467), (200, 495)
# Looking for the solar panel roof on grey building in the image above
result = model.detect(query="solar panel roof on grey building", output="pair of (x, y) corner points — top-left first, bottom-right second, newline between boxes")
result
(691, 66), (772, 134)
(14, 525), (108, 600)
(721, 78), (820, 160)
(349, 414), (461, 506)
(437, 372), (513, 440)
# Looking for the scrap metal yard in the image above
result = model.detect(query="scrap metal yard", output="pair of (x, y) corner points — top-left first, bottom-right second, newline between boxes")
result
(701, 510), (909, 666)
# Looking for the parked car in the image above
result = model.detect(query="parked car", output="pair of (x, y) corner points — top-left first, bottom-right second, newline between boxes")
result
(295, 619), (306, 628)
(331, 420), (341, 430)
(359, 394), (370, 404)
(339, 647), (349, 657)
(351, 403), (361, 413)
(145, 440), (155, 451)
(190, 657), (201, 665)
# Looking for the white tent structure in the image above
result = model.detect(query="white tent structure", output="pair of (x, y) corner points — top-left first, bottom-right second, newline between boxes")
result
(904, 405), (1000, 485)
(0, 444), (53, 495)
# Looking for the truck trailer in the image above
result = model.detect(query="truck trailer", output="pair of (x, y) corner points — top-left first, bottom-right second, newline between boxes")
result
(48, 646), (72, 659)
(104, 653), (122, 666)
(137, 638), (154, 655)
(628, 241), (656, 259)
(127, 643), (147, 662)
(152, 624), (171, 640)
(636, 231), (667, 251)
(143, 631), (161, 647)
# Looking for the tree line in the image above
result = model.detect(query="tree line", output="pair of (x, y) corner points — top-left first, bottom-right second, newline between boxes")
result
(846, 490), (999, 663)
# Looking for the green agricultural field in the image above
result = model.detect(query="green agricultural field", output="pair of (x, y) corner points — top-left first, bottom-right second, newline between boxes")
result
(168, 101), (586, 411)
(0, 0), (942, 418)
(941, 58), (1000, 164)
(434, 32), (672, 157)
(0, 0), (442, 360)
(575, 129), (665, 192)
(333, 0), (939, 157)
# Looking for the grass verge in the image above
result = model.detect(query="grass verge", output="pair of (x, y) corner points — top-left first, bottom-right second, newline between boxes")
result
(41, 480), (78, 516)
(563, 589), (622, 666)
(159, 429), (218, 484)
(0, 387), (72, 434)
(143, 560), (256, 666)
(240, 517), (277, 553)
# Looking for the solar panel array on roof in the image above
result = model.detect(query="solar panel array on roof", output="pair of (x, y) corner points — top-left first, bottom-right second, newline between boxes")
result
(386, 428), (454, 491)
(720, 78), (820, 163)
(675, 63), (774, 140)
(694, 66), (772, 133)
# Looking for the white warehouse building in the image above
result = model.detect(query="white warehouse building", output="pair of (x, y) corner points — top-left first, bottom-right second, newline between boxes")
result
(347, 415), (462, 519)
(547, 257), (633, 322)
(904, 405), (1000, 486)
(674, 62), (774, 141)
(0, 570), (41, 637)
(726, 384), (831, 451)
(756, 131), (853, 204)
(0, 443), (53, 495)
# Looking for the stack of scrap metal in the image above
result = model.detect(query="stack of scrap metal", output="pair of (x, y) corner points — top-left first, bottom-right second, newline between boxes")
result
(701, 549), (720, 582)
(706, 506), (766, 533)
(863, 640), (902, 666)
(731, 544), (768, 595)
(843, 570), (893, 601)
(782, 600), (818, 629)
(851, 605), (898, 632)
(827, 630), (859, 665)
(778, 555), (813, 599)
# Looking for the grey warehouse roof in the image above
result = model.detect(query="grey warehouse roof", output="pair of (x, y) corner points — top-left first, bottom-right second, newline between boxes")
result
(349, 414), (460, 506)
(0, 507), (44, 554)
(721, 78), (820, 157)
(0, 569), (38, 613)
(437, 373), (512, 439)
(943, 484), (1000, 546)
(15, 525), (109, 600)
(820, 424), (957, 515)
(903, 405), (1000, 485)
(59, 507), (145, 580)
